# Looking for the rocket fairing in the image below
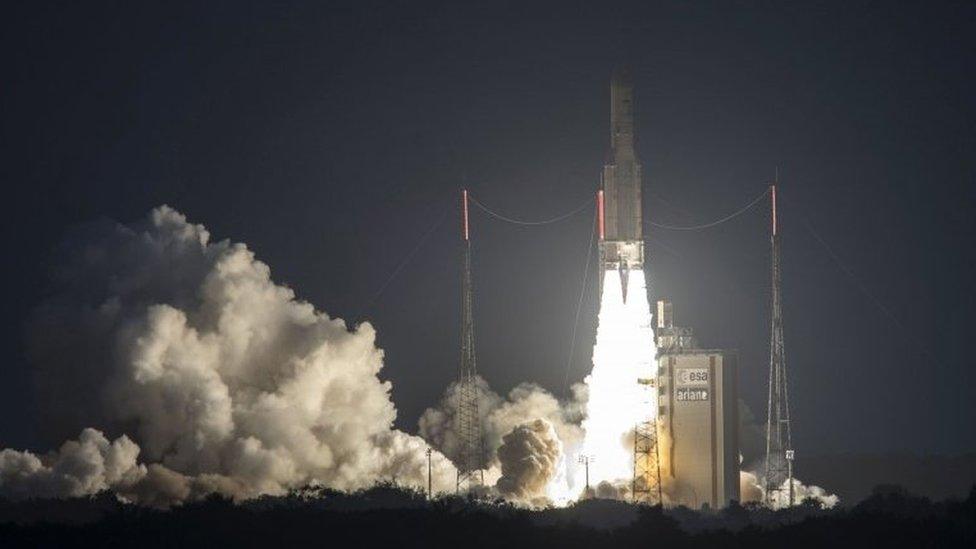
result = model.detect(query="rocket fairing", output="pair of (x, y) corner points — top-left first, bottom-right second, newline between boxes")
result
(599, 66), (644, 302)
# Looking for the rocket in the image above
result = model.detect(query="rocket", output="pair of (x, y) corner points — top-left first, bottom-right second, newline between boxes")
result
(598, 66), (644, 302)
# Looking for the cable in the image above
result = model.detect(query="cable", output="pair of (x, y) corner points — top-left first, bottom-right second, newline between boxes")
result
(562, 205), (597, 395)
(648, 188), (770, 231)
(795, 209), (910, 334)
(360, 208), (449, 316)
(648, 189), (697, 221)
(782, 192), (943, 365)
(469, 194), (593, 225)
(646, 236), (684, 260)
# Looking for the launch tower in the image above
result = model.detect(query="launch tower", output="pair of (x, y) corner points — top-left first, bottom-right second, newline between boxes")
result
(763, 183), (795, 507)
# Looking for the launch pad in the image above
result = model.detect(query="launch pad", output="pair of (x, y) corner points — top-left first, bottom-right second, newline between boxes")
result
(446, 66), (788, 510)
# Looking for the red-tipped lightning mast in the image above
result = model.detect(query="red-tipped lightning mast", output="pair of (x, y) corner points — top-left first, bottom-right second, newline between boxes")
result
(462, 189), (470, 242)
(456, 188), (484, 491)
(597, 189), (605, 241)
(764, 174), (794, 508)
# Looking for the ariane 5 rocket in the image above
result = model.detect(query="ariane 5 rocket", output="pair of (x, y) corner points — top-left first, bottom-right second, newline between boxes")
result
(598, 66), (644, 303)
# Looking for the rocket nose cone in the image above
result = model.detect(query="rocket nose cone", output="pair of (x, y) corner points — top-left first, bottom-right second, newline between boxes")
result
(612, 64), (633, 85)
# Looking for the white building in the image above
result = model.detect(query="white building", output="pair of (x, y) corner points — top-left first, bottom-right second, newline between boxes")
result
(656, 300), (740, 509)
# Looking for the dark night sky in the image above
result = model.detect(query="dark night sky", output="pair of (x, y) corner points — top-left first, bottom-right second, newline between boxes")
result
(2, 1), (974, 457)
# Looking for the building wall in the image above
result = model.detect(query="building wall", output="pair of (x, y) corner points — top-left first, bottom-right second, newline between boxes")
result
(659, 351), (739, 508)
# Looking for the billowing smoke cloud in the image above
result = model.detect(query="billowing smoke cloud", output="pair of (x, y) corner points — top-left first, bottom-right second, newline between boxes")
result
(0, 429), (143, 500)
(593, 480), (630, 500)
(419, 377), (585, 474)
(486, 383), (585, 465)
(418, 376), (501, 468)
(736, 402), (837, 509)
(2, 206), (454, 505)
(495, 419), (562, 504)
(739, 470), (839, 509)
(739, 471), (764, 504)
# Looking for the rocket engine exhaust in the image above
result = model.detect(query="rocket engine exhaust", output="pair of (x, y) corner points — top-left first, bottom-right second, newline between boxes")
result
(618, 261), (630, 303)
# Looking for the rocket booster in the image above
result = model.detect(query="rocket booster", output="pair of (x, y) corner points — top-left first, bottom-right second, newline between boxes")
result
(599, 66), (644, 302)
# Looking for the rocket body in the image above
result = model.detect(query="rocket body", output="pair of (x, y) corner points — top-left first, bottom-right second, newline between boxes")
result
(599, 67), (644, 301)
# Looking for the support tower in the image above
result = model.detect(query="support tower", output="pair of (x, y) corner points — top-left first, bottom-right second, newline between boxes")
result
(763, 183), (795, 507)
(633, 398), (663, 505)
(456, 189), (485, 491)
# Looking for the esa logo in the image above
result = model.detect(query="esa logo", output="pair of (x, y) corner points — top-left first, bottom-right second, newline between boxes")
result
(677, 368), (709, 385)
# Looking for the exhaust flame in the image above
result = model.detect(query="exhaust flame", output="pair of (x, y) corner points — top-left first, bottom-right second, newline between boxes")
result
(579, 269), (656, 493)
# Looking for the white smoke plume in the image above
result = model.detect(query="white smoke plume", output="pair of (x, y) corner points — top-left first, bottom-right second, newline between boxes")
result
(739, 470), (764, 504)
(495, 419), (563, 505)
(739, 470), (839, 509)
(2, 206), (454, 505)
(418, 376), (501, 467)
(486, 383), (585, 465)
(736, 405), (838, 509)
(0, 428), (143, 500)
(418, 377), (585, 487)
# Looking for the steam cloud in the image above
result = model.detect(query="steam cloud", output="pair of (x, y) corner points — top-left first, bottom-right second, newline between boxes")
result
(419, 377), (584, 481)
(0, 429), (143, 501)
(736, 403), (838, 509)
(495, 419), (563, 504)
(739, 471), (839, 509)
(1, 206), (453, 506)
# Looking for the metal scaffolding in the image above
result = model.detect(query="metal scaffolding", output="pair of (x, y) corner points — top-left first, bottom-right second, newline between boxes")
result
(633, 419), (663, 505)
(633, 377), (662, 505)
